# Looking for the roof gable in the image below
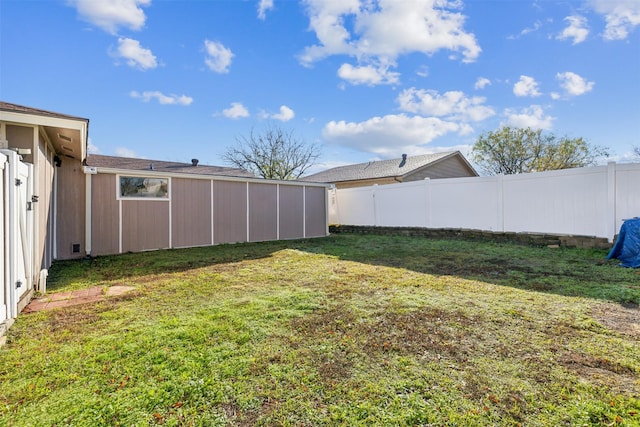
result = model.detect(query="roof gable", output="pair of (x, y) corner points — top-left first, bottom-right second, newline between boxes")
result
(300, 152), (472, 183)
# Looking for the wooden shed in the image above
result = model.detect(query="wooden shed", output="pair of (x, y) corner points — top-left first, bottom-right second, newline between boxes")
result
(84, 155), (329, 256)
(1, 102), (329, 341)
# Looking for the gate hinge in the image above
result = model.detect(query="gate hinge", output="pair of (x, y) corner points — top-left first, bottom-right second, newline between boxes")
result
(16, 280), (22, 289)
(15, 178), (22, 186)
(32, 195), (39, 203)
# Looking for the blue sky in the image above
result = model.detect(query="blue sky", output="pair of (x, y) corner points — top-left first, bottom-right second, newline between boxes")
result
(2, 0), (639, 173)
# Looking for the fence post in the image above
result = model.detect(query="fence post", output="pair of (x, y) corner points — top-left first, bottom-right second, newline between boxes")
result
(496, 174), (504, 232)
(606, 162), (617, 242)
(423, 178), (431, 228)
(372, 184), (379, 226)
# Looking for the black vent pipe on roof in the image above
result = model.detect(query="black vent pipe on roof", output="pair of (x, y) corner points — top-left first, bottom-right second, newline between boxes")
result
(399, 153), (407, 168)
(191, 158), (199, 166)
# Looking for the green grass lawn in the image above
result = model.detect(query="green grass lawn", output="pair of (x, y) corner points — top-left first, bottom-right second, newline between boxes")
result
(1, 234), (638, 426)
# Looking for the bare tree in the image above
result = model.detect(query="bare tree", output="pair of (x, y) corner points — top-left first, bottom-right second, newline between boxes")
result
(634, 145), (640, 159)
(223, 125), (320, 180)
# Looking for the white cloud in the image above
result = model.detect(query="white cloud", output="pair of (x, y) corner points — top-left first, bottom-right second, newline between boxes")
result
(115, 147), (137, 158)
(87, 138), (100, 154)
(337, 63), (400, 86)
(556, 71), (594, 96)
(204, 40), (234, 73)
(397, 88), (495, 122)
(508, 20), (542, 39)
(322, 114), (462, 158)
(513, 75), (541, 97)
(113, 37), (157, 70)
(257, 0), (274, 20)
(474, 77), (491, 90)
(70, 0), (150, 34)
(504, 105), (554, 129)
(269, 105), (295, 122)
(557, 15), (589, 44)
(222, 102), (250, 119)
(300, 0), (480, 85)
(589, 0), (640, 40)
(130, 90), (193, 105)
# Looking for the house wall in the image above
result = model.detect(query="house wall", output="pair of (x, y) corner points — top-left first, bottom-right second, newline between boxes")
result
(56, 158), (86, 259)
(334, 177), (397, 189)
(172, 178), (212, 248)
(329, 162), (640, 242)
(405, 156), (476, 181)
(89, 172), (329, 256)
(305, 186), (328, 238)
(213, 181), (248, 244)
(35, 131), (55, 270)
(248, 183), (278, 242)
(279, 185), (304, 239)
(5, 125), (34, 163)
(122, 200), (170, 252)
(91, 173), (119, 256)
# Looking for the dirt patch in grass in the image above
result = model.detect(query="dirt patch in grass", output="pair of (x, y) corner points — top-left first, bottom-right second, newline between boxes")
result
(358, 306), (481, 362)
(559, 351), (639, 395)
(589, 302), (640, 339)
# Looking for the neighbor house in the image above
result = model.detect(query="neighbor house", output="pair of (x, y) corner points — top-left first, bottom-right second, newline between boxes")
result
(1, 101), (329, 339)
(299, 152), (478, 189)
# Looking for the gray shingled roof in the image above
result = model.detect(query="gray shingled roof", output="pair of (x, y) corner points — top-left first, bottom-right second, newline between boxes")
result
(0, 101), (89, 122)
(299, 152), (455, 183)
(86, 154), (255, 178)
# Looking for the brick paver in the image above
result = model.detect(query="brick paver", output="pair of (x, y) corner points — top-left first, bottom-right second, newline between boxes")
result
(22, 286), (135, 313)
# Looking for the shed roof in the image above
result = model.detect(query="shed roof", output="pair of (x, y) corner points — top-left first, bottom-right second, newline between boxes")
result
(0, 101), (89, 122)
(300, 152), (472, 183)
(86, 154), (255, 178)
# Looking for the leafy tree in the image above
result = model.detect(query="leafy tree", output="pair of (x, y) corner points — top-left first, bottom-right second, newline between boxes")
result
(470, 126), (609, 175)
(223, 125), (320, 180)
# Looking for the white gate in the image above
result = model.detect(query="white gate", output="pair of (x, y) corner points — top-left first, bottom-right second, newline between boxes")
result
(2, 149), (34, 322)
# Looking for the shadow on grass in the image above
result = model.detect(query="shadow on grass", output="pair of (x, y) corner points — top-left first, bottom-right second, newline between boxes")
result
(295, 234), (640, 306)
(47, 234), (640, 305)
(45, 241), (289, 292)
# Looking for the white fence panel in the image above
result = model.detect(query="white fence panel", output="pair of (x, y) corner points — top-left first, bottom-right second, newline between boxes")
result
(374, 180), (429, 227)
(1, 150), (34, 322)
(0, 153), (6, 323)
(331, 162), (640, 241)
(502, 166), (609, 237)
(430, 177), (501, 231)
(616, 164), (640, 226)
(332, 186), (376, 226)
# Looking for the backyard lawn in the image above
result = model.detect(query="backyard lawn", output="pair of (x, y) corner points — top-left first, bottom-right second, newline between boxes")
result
(0, 234), (638, 426)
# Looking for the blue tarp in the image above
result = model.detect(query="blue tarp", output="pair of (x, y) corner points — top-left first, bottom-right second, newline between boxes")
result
(607, 217), (640, 268)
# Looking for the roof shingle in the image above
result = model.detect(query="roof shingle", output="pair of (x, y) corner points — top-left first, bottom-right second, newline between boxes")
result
(299, 152), (454, 183)
(86, 154), (255, 178)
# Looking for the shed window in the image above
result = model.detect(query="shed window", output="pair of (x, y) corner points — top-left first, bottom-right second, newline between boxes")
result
(119, 176), (169, 199)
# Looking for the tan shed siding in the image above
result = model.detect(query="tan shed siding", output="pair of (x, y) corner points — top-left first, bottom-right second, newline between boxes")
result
(213, 181), (247, 244)
(55, 159), (86, 259)
(36, 133), (55, 269)
(6, 125), (35, 163)
(248, 183), (278, 242)
(122, 200), (170, 252)
(91, 174), (120, 256)
(279, 185), (304, 239)
(405, 157), (475, 181)
(172, 178), (212, 248)
(304, 186), (327, 238)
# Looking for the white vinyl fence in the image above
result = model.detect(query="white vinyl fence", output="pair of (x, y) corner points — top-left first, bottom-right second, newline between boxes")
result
(1, 150), (34, 327)
(329, 162), (640, 242)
